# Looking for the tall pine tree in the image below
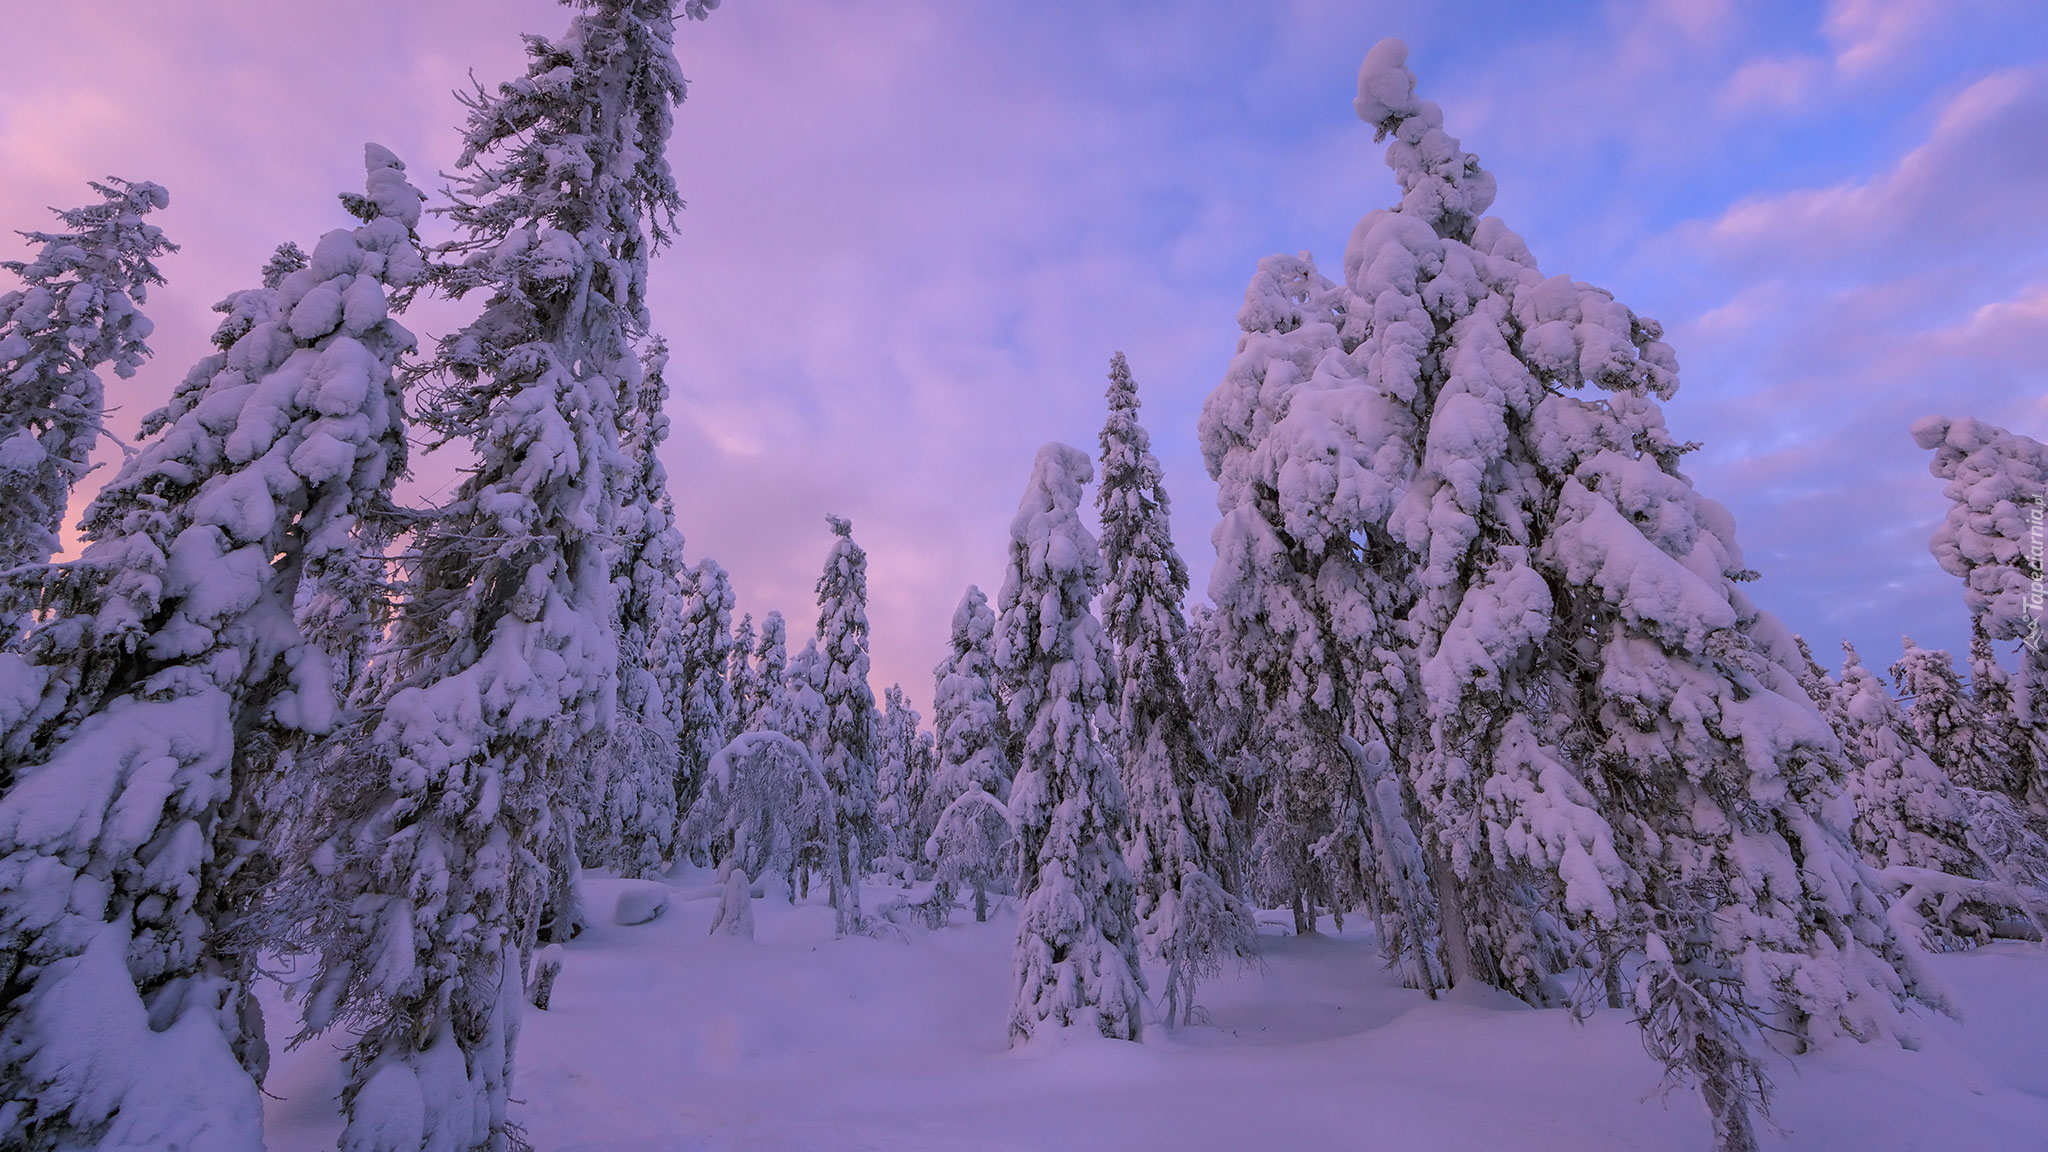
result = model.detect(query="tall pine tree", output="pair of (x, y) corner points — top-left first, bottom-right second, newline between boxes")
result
(814, 515), (879, 930)
(1197, 40), (1938, 1150)
(295, 5), (716, 1147)
(1094, 352), (1252, 1024)
(922, 585), (1015, 921)
(1000, 443), (1144, 1043)
(0, 148), (423, 1151)
(674, 557), (736, 816)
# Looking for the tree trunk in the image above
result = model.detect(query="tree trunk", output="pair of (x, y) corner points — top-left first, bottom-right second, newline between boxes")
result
(1425, 851), (1475, 988)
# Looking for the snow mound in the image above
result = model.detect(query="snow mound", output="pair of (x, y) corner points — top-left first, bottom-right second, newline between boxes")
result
(613, 881), (671, 926)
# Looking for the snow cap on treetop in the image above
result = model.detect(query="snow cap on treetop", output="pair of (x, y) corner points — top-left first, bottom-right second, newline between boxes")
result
(1013, 444), (1094, 532)
(1354, 38), (1421, 135)
(361, 143), (424, 229)
(1353, 37), (1497, 236)
(111, 179), (169, 212)
(826, 512), (853, 537)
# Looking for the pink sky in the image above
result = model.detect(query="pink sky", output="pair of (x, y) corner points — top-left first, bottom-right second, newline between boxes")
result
(4, 0), (2044, 703)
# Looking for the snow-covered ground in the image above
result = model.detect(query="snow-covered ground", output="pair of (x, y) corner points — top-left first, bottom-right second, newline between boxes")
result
(261, 872), (2048, 1152)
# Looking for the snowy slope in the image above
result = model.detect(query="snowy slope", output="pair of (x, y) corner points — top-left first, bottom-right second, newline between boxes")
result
(261, 873), (2048, 1152)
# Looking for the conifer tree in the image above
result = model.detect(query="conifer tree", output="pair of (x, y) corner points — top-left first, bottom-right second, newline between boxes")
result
(294, 5), (717, 1147)
(783, 637), (827, 758)
(675, 557), (736, 813)
(729, 611), (758, 722)
(1964, 627), (2029, 799)
(588, 342), (688, 877)
(1182, 603), (1266, 876)
(922, 586), (1015, 919)
(1890, 638), (1989, 793)
(1914, 415), (2048, 810)
(1832, 645), (1980, 871)
(1000, 443), (1144, 1043)
(876, 683), (930, 867)
(923, 586), (1011, 831)
(1095, 351), (1252, 1024)
(0, 148), (423, 1150)
(780, 636), (834, 903)
(1834, 642), (2044, 944)
(0, 177), (175, 627)
(814, 515), (880, 925)
(1197, 40), (1938, 1149)
(742, 609), (792, 735)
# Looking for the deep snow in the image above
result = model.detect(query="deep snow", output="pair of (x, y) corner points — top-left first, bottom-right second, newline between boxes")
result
(260, 872), (2048, 1152)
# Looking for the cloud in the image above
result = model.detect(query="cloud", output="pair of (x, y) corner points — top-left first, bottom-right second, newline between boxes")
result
(1701, 67), (2048, 271)
(1659, 62), (2048, 664)
(5, 0), (2043, 703)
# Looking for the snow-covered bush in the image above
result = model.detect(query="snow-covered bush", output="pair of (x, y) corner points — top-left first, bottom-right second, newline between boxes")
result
(682, 730), (837, 941)
(925, 786), (1015, 924)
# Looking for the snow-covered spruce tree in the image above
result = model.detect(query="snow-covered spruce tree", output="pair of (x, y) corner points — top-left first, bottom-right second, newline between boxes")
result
(925, 788), (1014, 925)
(0, 147), (423, 1151)
(999, 442), (1145, 1043)
(1914, 415), (2048, 810)
(728, 611), (758, 723)
(778, 636), (833, 900)
(922, 587), (1011, 831)
(782, 637), (827, 764)
(921, 585), (1015, 919)
(1194, 246), (1425, 950)
(875, 683), (929, 869)
(1829, 642), (2023, 945)
(737, 608), (790, 734)
(1095, 351), (1253, 1024)
(1963, 627), (2029, 798)
(1890, 637), (1998, 794)
(814, 514), (880, 928)
(295, 5), (718, 1148)
(1181, 603), (1266, 867)
(589, 337), (689, 876)
(674, 557), (735, 815)
(0, 177), (175, 628)
(1197, 40), (1940, 1149)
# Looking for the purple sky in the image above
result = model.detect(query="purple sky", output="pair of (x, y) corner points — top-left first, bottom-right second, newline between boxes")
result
(3, 0), (2044, 704)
